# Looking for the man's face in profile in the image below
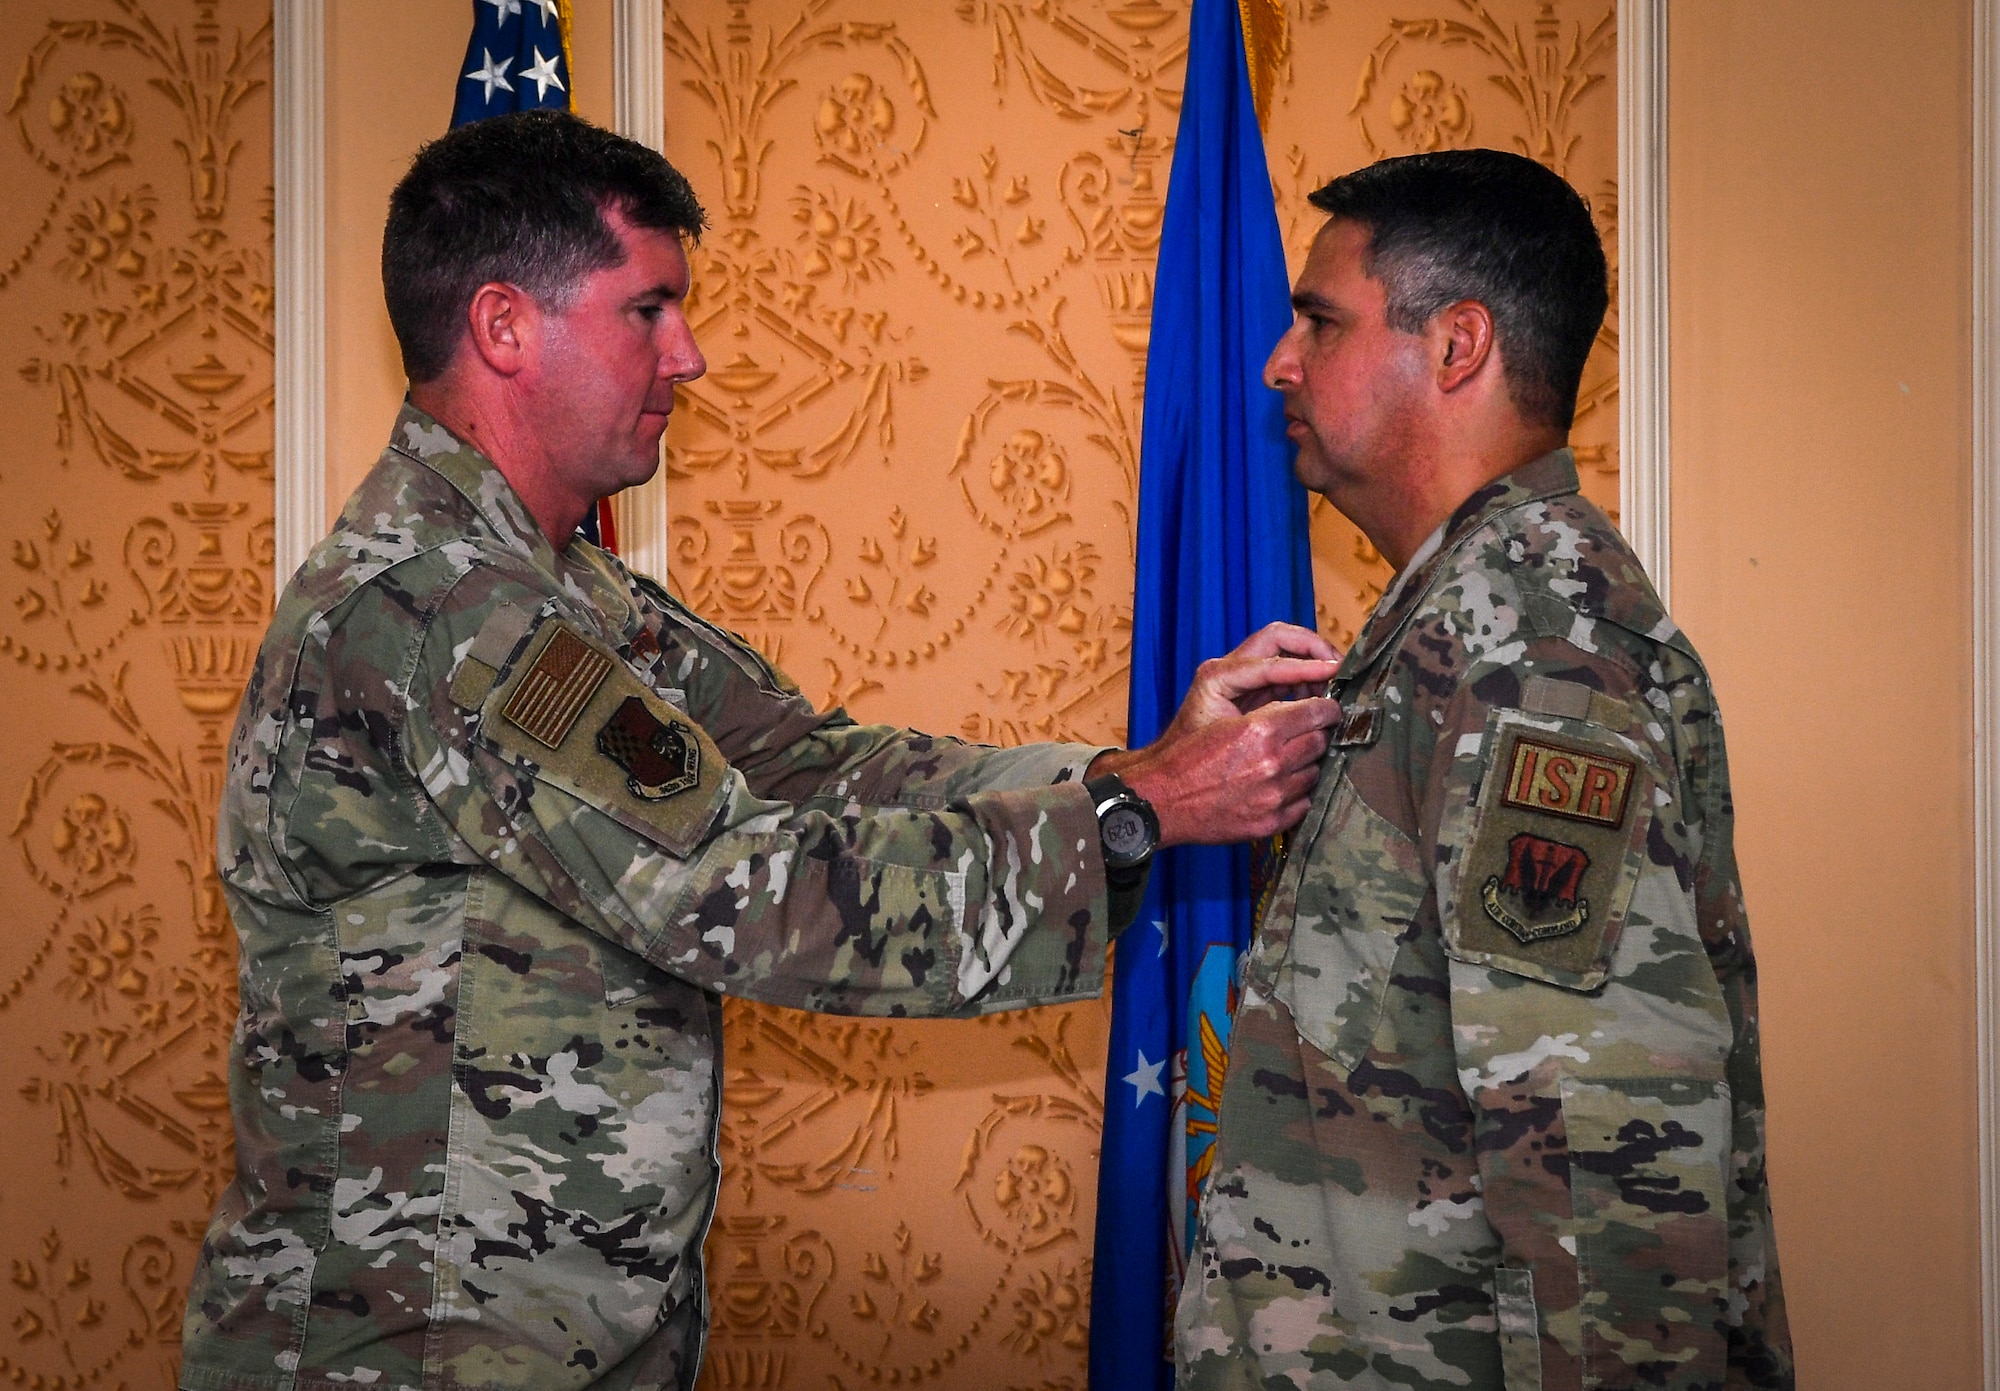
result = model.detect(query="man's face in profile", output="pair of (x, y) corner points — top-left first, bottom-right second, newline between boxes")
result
(528, 208), (707, 503)
(1264, 218), (1430, 526)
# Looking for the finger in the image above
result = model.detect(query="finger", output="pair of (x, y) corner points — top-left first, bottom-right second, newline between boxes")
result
(1252, 695), (1344, 737)
(1231, 621), (1339, 663)
(1280, 726), (1331, 769)
(1206, 656), (1341, 700)
(1261, 793), (1316, 835)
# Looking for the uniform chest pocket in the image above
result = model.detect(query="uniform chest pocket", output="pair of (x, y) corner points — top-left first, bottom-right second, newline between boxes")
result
(1437, 708), (1661, 993)
(1268, 778), (1429, 1073)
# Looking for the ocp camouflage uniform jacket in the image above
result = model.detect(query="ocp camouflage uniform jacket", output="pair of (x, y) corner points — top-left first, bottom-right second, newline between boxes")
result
(1176, 451), (1792, 1390)
(181, 404), (1128, 1391)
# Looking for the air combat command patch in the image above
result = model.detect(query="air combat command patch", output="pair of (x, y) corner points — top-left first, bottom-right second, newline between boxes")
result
(598, 695), (700, 800)
(1445, 706), (1657, 991)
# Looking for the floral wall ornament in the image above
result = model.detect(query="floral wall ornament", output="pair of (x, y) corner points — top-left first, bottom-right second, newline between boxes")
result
(0, 1), (271, 1385)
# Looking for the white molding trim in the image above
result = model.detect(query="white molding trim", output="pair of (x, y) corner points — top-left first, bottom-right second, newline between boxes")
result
(1617, 0), (1670, 603)
(611, 0), (673, 580)
(1974, 0), (2000, 1383)
(273, 0), (326, 589)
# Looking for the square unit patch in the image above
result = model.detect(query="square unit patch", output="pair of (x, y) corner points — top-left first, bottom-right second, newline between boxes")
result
(1446, 711), (1657, 992)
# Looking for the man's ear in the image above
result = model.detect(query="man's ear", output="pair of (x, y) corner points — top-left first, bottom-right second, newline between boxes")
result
(464, 282), (538, 377)
(1433, 299), (1495, 393)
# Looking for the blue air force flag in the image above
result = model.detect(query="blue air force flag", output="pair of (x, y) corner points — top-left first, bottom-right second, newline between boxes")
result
(1088, 0), (1314, 1382)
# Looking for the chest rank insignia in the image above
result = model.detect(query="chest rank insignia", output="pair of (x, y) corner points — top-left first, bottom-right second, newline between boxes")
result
(597, 696), (701, 800)
(503, 627), (614, 749)
(1335, 704), (1380, 748)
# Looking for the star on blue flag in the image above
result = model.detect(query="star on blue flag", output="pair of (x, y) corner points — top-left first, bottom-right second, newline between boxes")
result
(1124, 1050), (1167, 1105)
(451, 0), (571, 128)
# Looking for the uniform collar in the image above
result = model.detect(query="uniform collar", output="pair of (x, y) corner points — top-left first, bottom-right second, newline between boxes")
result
(385, 400), (564, 580)
(1336, 447), (1580, 688)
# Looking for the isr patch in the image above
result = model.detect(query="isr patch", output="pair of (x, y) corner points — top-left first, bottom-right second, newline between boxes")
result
(1499, 734), (1634, 828)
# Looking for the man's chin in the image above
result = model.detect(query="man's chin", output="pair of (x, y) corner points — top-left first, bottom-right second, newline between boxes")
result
(621, 423), (671, 483)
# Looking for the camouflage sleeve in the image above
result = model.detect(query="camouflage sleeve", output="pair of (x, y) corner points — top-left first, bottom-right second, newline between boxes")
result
(625, 571), (1109, 810)
(1686, 700), (1794, 1384)
(402, 570), (1117, 1016)
(1422, 643), (1747, 1388)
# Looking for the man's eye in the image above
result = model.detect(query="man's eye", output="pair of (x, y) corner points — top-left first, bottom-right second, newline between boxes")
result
(637, 305), (664, 321)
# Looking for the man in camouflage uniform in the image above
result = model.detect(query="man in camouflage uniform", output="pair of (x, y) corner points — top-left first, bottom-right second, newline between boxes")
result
(1176, 151), (1793, 1388)
(179, 112), (1343, 1391)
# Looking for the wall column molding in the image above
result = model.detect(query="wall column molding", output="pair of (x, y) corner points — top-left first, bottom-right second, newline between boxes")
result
(1974, 0), (2000, 1383)
(273, 0), (325, 588)
(1617, 0), (1669, 602)
(610, 0), (673, 580)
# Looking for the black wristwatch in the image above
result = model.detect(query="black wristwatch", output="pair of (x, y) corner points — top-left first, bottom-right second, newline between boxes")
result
(1084, 772), (1160, 887)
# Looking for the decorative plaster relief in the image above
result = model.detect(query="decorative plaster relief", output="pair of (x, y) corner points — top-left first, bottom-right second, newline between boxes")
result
(0, 4), (272, 1387)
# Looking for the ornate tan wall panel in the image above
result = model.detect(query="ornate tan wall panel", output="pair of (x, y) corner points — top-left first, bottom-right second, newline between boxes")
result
(1263, 0), (1619, 646)
(661, 10), (1162, 1383)
(659, 3), (1615, 1387)
(0, 3), (272, 1388)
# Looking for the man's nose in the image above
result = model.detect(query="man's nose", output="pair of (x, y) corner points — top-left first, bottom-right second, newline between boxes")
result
(1264, 330), (1300, 391)
(663, 330), (706, 385)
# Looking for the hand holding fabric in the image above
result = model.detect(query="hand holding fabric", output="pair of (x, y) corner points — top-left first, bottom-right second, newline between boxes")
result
(1091, 622), (1342, 846)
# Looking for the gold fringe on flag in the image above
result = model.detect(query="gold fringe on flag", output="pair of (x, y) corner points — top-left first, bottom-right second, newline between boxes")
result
(1238, 0), (1289, 132)
(556, 0), (577, 112)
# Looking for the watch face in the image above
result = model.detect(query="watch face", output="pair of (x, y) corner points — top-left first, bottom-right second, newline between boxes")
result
(1102, 805), (1153, 864)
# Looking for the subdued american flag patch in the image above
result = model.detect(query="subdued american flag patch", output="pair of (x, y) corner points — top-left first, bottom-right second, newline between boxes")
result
(502, 626), (613, 749)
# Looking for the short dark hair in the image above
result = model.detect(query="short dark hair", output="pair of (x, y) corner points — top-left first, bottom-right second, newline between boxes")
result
(382, 109), (707, 383)
(1308, 149), (1607, 429)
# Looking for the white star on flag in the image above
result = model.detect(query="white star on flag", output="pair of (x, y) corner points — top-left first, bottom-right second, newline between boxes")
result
(1153, 918), (1168, 957)
(464, 49), (515, 101)
(529, 0), (563, 22)
(481, 0), (522, 24)
(522, 47), (566, 101)
(1123, 1049), (1165, 1105)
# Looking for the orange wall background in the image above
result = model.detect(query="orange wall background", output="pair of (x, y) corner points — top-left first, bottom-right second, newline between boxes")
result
(0, 5), (276, 1388)
(0, 0), (1984, 1388)
(1669, 2), (1980, 1384)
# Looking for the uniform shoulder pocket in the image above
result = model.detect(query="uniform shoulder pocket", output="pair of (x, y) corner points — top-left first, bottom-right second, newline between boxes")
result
(480, 617), (731, 859)
(1439, 706), (1659, 992)
(1270, 776), (1426, 1071)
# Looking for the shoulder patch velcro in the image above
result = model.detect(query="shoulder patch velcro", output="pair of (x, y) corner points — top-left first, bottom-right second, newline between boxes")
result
(1519, 673), (1633, 732)
(449, 603), (536, 711)
(1445, 711), (1657, 991)
(483, 618), (729, 858)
